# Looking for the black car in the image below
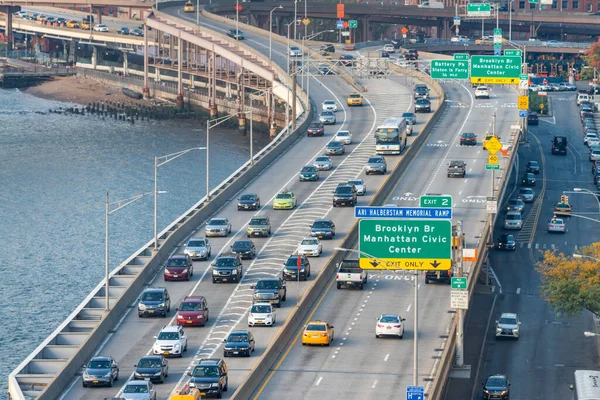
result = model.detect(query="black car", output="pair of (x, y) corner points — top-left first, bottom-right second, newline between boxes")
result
(497, 234), (516, 251)
(521, 172), (536, 186)
(526, 160), (539, 174)
(57, 17), (67, 24)
(339, 54), (355, 66)
(237, 193), (260, 210)
(307, 121), (325, 137)
(133, 355), (168, 383)
(380, 50), (390, 58)
(117, 27), (130, 35)
(551, 135), (568, 155)
(414, 84), (430, 99)
(223, 330), (255, 357)
(212, 255), (243, 283)
(82, 356), (119, 387)
(187, 358), (228, 397)
(482, 374), (511, 400)
(310, 219), (336, 239)
(581, 103), (595, 114)
(333, 184), (357, 207)
(231, 240), (256, 259)
(138, 287), (171, 317)
(460, 132), (477, 146)
(226, 29), (245, 40)
(320, 43), (335, 53)
(282, 254), (311, 281)
(130, 29), (144, 37)
(415, 98), (431, 113)
(251, 278), (287, 307)
(424, 270), (452, 284)
(527, 113), (538, 126)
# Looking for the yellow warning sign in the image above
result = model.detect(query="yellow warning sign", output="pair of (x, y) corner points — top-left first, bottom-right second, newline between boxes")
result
(301, 17), (311, 26)
(359, 258), (451, 271)
(488, 154), (499, 165)
(470, 77), (519, 85)
(518, 95), (529, 110)
(484, 136), (503, 154)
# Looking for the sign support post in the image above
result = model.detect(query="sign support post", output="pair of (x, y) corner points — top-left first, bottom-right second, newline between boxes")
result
(414, 269), (418, 386)
(455, 221), (464, 366)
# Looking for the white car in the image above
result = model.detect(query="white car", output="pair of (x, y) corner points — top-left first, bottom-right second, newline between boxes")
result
(297, 237), (323, 257)
(588, 137), (600, 148)
(152, 325), (188, 357)
(450, 35), (469, 43)
(584, 133), (598, 146)
(248, 302), (276, 326)
(548, 217), (567, 233)
(383, 44), (395, 53)
(348, 179), (366, 195)
(495, 313), (520, 340)
(322, 100), (338, 112)
(288, 46), (302, 57)
(591, 149), (600, 162)
(121, 380), (157, 400)
(93, 24), (109, 32)
(475, 86), (490, 99)
(334, 130), (352, 144)
(375, 314), (406, 338)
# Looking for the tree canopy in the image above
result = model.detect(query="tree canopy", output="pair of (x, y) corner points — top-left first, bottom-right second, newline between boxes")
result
(537, 243), (600, 316)
(584, 39), (600, 69)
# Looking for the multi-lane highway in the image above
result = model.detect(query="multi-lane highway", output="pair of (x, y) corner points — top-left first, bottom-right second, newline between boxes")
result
(252, 83), (519, 399)
(445, 91), (600, 399)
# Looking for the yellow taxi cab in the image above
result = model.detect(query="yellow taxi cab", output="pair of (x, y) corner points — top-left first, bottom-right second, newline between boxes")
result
(36, 15), (47, 22)
(319, 51), (333, 60)
(302, 320), (334, 346)
(81, 21), (90, 30)
(183, 1), (195, 13)
(347, 92), (363, 107)
(66, 20), (80, 29)
(483, 133), (499, 149)
(170, 385), (202, 400)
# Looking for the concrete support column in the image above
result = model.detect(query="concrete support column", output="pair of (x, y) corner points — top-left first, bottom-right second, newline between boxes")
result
(63, 41), (68, 62)
(6, 11), (13, 51)
(226, 81), (232, 98)
(177, 36), (184, 108)
(143, 23), (150, 100)
(127, 8), (132, 19)
(69, 41), (76, 64)
(92, 46), (97, 69)
(96, 8), (102, 25)
(238, 115), (246, 133)
(361, 17), (368, 42)
(123, 52), (128, 76)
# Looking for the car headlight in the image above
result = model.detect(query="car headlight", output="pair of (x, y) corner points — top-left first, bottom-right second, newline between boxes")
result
(104, 372), (112, 378)
(158, 303), (165, 308)
(174, 343), (180, 349)
(154, 371), (162, 376)
(232, 270), (238, 274)
(183, 269), (188, 274)
(483, 389), (490, 394)
(500, 390), (508, 395)
(83, 371), (90, 378)
(300, 268), (305, 272)
(512, 328), (519, 333)
(164, 269), (171, 274)
(211, 383), (220, 388)
(267, 314), (272, 318)
(496, 328), (502, 333)
(139, 304), (147, 311)
(220, 228), (227, 232)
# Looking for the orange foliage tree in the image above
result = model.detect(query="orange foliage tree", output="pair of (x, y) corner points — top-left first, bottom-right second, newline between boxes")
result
(584, 39), (600, 69)
(536, 243), (600, 316)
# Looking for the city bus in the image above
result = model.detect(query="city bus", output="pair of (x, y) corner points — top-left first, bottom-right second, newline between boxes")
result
(374, 117), (409, 155)
(183, 1), (195, 13)
(572, 370), (600, 399)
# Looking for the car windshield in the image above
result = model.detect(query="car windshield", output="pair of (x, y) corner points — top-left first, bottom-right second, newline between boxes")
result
(509, 200), (521, 206)
(88, 360), (110, 369)
(286, 257), (303, 267)
(506, 214), (520, 221)
(188, 239), (205, 247)
(486, 377), (507, 387)
(337, 131), (349, 137)
(402, 113), (414, 118)
(193, 366), (220, 377)
(302, 166), (316, 172)
(336, 187), (352, 194)
(209, 219), (226, 226)
(328, 142), (341, 148)
(124, 384), (149, 393)
(179, 301), (202, 311)
(499, 317), (517, 325)
(348, 180), (362, 186)
(312, 221), (331, 229)
(380, 315), (400, 323)
(141, 291), (163, 302)
(252, 305), (272, 313)
(167, 258), (187, 267)
(215, 258), (236, 267)
(233, 241), (252, 250)
(309, 123), (322, 128)
(276, 193), (292, 199)
(520, 189), (532, 195)
(324, 101), (334, 105)
(157, 332), (179, 340)
(316, 157), (329, 162)
(290, 46), (299, 51)
(349, 94), (360, 98)
(306, 324), (326, 331)
(240, 194), (256, 201)
(255, 280), (279, 290)
(368, 157), (383, 163)
(416, 99), (428, 104)
(228, 334), (249, 342)
(138, 358), (161, 368)
(322, 111), (334, 116)
(250, 218), (268, 225)
(301, 239), (318, 246)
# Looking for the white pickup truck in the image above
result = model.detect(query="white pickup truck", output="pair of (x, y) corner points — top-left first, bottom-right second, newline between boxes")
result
(336, 260), (368, 290)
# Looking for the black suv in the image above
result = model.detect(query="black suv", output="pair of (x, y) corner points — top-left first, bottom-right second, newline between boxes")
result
(188, 358), (228, 397)
(212, 255), (243, 283)
(424, 270), (452, 284)
(138, 287), (171, 317)
(237, 193), (260, 210)
(333, 184), (358, 207)
(231, 240), (256, 259)
(251, 277), (287, 307)
(307, 122), (325, 137)
(482, 374), (510, 400)
(282, 255), (311, 281)
(551, 135), (567, 155)
(133, 355), (168, 383)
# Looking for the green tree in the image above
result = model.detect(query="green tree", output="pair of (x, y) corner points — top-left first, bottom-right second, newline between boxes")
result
(536, 243), (600, 316)
(584, 38), (600, 69)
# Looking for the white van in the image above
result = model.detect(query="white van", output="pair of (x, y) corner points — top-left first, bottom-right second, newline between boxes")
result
(577, 93), (591, 106)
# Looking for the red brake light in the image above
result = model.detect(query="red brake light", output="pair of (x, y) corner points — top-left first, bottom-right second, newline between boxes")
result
(336, 274), (339, 279)
(394, 325), (402, 328)
(377, 324), (384, 328)
(359, 275), (363, 280)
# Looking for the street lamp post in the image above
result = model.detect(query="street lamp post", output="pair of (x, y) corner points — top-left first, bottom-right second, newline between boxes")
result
(106, 190), (155, 311)
(154, 147), (206, 251)
(585, 331), (600, 336)
(509, 0), (514, 40)
(573, 254), (600, 262)
(294, 0), (299, 40)
(285, 20), (295, 133)
(269, 5), (283, 60)
(236, 0), (240, 38)
(196, 0), (199, 25)
(303, 30), (334, 104)
(335, 247), (419, 386)
(572, 188), (600, 213)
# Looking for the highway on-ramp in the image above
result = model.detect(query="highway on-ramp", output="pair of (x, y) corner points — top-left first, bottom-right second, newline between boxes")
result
(251, 83), (519, 399)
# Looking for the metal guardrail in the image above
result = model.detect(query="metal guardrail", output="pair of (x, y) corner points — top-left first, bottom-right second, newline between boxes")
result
(410, 39), (592, 49)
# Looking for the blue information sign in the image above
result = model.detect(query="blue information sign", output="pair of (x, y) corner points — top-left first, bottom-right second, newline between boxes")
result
(494, 48), (501, 56)
(519, 109), (528, 118)
(336, 19), (344, 29)
(406, 385), (425, 400)
(355, 206), (452, 219)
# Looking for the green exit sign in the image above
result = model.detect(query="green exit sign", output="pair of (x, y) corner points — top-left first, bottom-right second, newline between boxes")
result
(420, 195), (452, 208)
(467, 3), (491, 16)
(454, 53), (469, 61)
(451, 277), (468, 290)
(528, 0), (539, 3)
(504, 49), (523, 57)
(431, 60), (469, 80)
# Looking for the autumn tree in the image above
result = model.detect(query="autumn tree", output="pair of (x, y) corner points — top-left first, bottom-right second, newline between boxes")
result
(584, 39), (600, 69)
(536, 243), (600, 317)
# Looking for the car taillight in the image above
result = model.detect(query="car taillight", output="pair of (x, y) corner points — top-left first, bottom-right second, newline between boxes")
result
(336, 274), (339, 279)
(394, 325), (402, 328)
(321, 333), (328, 337)
(359, 275), (363, 280)
(377, 324), (384, 328)
(559, 225), (564, 228)
(303, 333), (308, 336)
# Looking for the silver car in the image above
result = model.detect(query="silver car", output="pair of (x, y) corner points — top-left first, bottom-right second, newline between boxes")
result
(205, 218), (232, 237)
(314, 156), (333, 171)
(495, 312), (520, 340)
(121, 380), (157, 400)
(334, 130), (353, 144)
(504, 211), (522, 230)
(518, 188), (535, 203)
(366, 155), (387, 175)
(348, 179), (366, 195)
(322, 100), (337, 112)
(184, 237), (211, 260)
(319, 111), (336, 125)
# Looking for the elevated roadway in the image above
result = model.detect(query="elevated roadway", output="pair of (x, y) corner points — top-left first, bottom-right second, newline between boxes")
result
(445, 91), (600, 399)
(253, 82), (519, 398)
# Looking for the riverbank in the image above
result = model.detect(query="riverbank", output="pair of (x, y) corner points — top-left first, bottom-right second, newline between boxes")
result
(25, 75), (148, 106)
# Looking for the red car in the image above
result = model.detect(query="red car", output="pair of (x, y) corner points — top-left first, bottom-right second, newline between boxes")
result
(176, 296), (209, 326)
(164, 254), (193, 281)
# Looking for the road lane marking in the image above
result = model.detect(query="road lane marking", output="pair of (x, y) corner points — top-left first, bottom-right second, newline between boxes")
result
(407, 303), (412, 312)
(384, 354), (390, 362)
(516, 287), (521, 294)
(316, 377), (323, 386)
(372, 380), (378, 388)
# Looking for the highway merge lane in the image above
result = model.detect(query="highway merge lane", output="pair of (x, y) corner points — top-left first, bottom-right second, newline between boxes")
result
(445, 91), (600, 399)
(251, 83), (518, 399)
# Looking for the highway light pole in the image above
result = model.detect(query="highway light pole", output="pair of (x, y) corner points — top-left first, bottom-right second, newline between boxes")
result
(154, 147), (206, 251)
(303, 30), (335, 102)
(106, 190), (154, 311)
(509, 0), (513, 40)
(572, 188), (600, 213)
(285, 21), (295, 133)
(335, 246), (419, 386)
(455, 221), (465, 367)
(236, 0), (239, 37)
(574, 254), (600, 262)
(207, 114), (246, 198)
(269, 5), (283, 60)
(196, 0), (199, 25)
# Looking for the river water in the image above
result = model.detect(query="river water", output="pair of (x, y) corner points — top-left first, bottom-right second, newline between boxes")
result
(0, 88), (270, 394)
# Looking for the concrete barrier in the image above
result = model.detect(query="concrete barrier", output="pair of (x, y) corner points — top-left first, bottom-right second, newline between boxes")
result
(230, 75), (447, 400)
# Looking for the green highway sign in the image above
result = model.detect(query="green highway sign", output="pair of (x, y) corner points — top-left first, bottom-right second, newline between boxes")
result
(528, 0), (539, 3)
(420, 195), (452, 208)
(470, 55), (521, 80)
(493, 28), (502, 35)
(494, 43), (502, 49)
(451, 277), (468, 290)
(431, 60), (469, 80)
(467, 3), (491, 16)
(454, 53), (469, 61)
(520, 73), (528, 80)
(486, 164), (501, 170)
(504, 49), (523, 57)
(358, 219), (452, 271)
(349, 19), (358, 28)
